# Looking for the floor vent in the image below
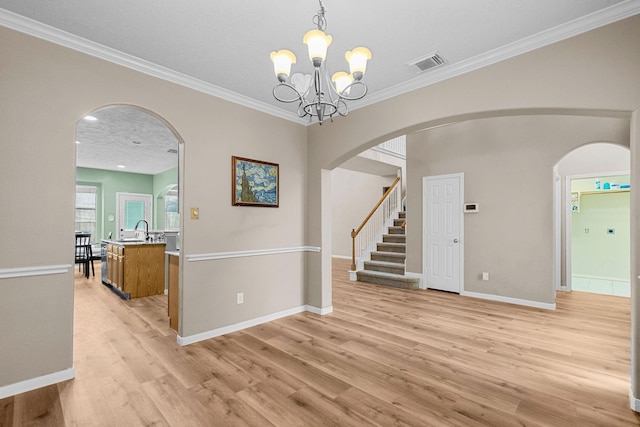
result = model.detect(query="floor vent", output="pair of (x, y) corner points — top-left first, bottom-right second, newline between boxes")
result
(407, 52), (447, 72)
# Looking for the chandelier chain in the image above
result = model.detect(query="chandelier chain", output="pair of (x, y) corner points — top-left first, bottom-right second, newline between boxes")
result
(313, 0), (327, 31)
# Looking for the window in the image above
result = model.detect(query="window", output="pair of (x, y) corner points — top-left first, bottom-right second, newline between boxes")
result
(164, 185), (179, 231)
(76, 185), (97, 242)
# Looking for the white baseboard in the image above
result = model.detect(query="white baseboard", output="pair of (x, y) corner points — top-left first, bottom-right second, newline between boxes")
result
(0, 367), (75, 400)
(631, 388), (640, 412)
(461, 290), (556, 310)
(305, 305), (333, 315)
(177, 304), (333, 346)
(331, 255), (351, 260)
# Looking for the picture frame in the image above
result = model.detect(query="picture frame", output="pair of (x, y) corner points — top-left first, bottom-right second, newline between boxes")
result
(232, 156), (279, 207)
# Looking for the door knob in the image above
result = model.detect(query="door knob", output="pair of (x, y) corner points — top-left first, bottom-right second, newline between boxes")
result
(453, 239), (459, 243)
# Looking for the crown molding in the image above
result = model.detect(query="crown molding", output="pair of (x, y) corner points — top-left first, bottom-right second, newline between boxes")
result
(353, 0), (640, 111)
(0, 8), (306, 125)
(2, 2), (639, 126)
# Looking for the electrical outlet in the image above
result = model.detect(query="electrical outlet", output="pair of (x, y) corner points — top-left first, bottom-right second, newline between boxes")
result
(236, 292), (244, 304)
(482, 272), (489, 281)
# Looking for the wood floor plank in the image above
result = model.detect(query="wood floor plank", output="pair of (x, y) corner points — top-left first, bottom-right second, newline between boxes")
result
(12, 384), (65, 426)
(189, 377), (276, 427)
(1, 259), (638, 426)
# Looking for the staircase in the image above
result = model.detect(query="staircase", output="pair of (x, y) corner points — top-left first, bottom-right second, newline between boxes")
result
(356, 211), (420, 289)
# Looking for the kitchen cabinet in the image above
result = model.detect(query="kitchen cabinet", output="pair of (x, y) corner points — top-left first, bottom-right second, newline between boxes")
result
(167, 253), (179, 331)
(103, 240), (166, 299)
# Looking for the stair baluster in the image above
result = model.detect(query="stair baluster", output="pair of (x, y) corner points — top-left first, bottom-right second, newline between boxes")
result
(350, 176), (401, 276)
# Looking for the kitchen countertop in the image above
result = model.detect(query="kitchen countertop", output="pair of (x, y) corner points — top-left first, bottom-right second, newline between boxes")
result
(102, 239), (167, 246)
(166, 250), (180, 256)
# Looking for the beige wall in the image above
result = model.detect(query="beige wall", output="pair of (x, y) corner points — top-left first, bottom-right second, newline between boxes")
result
(306, 15), (640, 398)
(406, 115), (629, 303)
(3, 10), (640, 404)
(306, 13), (640, 303)
(331, 168), (396, 258)
(0, 26), (306, 388)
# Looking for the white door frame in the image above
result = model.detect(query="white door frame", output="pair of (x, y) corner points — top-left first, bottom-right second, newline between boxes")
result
(563, 170), (630, 291)
(554, 169), (561, 291)
(422, 173), (464, 292)
(116, 192), (153, 239)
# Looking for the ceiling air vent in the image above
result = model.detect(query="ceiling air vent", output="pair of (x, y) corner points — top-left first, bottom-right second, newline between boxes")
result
(407, 51), (447, 73)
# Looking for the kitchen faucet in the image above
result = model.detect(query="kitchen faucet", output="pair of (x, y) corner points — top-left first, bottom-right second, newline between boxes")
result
(133, 219), (149, 241)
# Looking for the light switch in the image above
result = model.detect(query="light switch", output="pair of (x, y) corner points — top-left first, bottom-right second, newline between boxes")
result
(191, 207), (199, 219)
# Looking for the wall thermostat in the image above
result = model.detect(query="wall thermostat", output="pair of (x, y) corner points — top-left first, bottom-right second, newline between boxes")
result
(464, 203), (479, 213)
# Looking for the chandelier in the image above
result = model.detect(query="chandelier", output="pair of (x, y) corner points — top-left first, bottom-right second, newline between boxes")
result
(270, 0), (372, 125)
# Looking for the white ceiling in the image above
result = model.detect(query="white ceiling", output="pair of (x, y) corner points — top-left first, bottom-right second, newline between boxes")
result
(2, 0), (639, 174)
(76, 106), (179, 175)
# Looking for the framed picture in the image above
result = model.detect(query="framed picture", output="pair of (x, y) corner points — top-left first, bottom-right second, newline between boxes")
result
(232, 156), (279, 207)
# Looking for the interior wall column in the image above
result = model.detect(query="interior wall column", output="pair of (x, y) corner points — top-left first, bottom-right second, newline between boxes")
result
(305, 167), (333, 312)
(631, 109), (640, 411)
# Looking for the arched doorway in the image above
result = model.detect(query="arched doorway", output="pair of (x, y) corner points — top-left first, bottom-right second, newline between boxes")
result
(75, 104), (183, 319)
(555, 142), (630, 295)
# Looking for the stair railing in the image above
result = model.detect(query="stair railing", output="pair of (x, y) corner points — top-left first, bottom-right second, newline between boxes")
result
(351, 176), (402, 274)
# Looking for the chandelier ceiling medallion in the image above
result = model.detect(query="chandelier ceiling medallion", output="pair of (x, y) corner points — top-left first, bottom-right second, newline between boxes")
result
(270, 0), (372, 125)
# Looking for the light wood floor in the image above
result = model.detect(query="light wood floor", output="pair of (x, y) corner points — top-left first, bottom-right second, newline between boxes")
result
(2, 258), (639, 426)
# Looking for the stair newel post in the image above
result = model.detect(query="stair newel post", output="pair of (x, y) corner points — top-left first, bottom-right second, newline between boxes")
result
(350, 228), (357, 271)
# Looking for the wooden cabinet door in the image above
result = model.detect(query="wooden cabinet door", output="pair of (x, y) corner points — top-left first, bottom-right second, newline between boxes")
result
(168, 255), (179, 331)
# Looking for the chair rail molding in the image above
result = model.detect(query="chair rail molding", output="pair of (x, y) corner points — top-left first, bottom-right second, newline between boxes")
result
(0, 264), (72, 280)
(185, 246), (321, 262)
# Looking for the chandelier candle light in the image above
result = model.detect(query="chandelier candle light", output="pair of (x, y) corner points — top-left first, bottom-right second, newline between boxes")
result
(270, 0), (372, 124)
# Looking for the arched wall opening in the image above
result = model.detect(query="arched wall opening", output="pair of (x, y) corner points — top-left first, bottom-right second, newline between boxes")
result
(555, 142), (630, 294)
(318, 111), (632, 305)
(74, 103), (185, 326)
(76, 104), (184, 237)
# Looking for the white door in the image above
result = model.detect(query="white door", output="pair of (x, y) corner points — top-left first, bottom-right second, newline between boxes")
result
(423, 174), (463, 293)
(116, 193), (152, 239)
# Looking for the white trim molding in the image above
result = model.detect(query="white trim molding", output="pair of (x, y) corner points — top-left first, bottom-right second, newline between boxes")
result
(305, 305), (333, 316)
(0, 367), (75, 400)
(2, 3), (639, 125)
(185, 246), (320, 262)
(0, 8), (305, 125)
(0, 264), (72, 279)
(356, 1), (640, 112)
(177, 304), (332, 346)
(630, 388), (640, 412)
(461, 290), (556, 310)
